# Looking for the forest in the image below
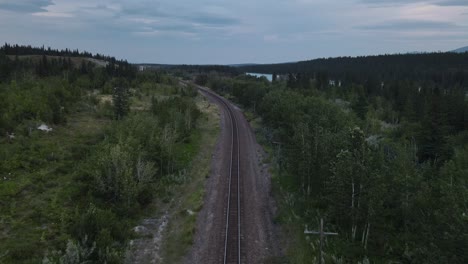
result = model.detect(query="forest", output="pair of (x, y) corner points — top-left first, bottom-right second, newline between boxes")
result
(1, 43), (123, 63)
(239, 52), (468, 89)
(0, 45), (205, 263)
(202, 52), (468, 263)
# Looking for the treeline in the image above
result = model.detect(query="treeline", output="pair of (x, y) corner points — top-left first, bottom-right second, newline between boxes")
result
(205, 72), (468, 263)
(1, 43), (118, 62)
(171, 64), (240, 75)
(0, 43), (135, 82)
(239, 52), (468, 89)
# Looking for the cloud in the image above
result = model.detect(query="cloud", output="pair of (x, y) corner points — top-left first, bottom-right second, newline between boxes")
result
(359, 19), (461, 30)
(191, 15), (240, 26)
(118, 0), (166, 18)
(361, 0), (422, 3)
(0, 0), (53, 13)
(361, 0), (468, 6)
(115, 1), (240, 26)
(435, 0), (468, 6)
(360, 0), (426, 6)
(102, 1), (242, 36)
(152, 24), (197, 34)
(33, 12), (73, 18)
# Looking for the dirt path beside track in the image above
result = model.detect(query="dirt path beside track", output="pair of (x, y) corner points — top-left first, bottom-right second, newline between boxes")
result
(185, 87), (281, 264)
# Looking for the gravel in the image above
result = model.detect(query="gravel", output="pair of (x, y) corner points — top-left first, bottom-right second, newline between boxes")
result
(185, 91), (281, 263)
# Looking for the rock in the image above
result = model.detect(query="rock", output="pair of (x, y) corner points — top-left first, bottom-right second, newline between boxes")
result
(37, 124), (53, 132)
(6, 132), (15, 140)
(134, 225), (150, 236)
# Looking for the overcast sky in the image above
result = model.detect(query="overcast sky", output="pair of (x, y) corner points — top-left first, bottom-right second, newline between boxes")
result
(1, 0), (467, 64)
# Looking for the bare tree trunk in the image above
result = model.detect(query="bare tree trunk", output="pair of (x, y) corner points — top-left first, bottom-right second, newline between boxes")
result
(364, 223), (370, 250)
(361, 222), (366, 245)
(351, 177), (356, 241)
(351, 177), (355, 209)
(352, 225), (357, 242)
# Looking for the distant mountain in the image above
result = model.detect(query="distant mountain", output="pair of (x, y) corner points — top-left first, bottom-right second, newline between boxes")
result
(451, 46), (468, 53)
(134, 63), (176, 69)
(229, 63), (258, 67)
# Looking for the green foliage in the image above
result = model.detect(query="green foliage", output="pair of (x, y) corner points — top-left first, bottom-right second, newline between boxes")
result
(194, 74), (208, 86)
(112, 85), (130, 120)
(112, 78), (130, 120)
(207, 71), (468, 263)
(0, 78), (76, 133)
(0, 53), (203, 263)
(150, 96), (201, 141)
(42, 237), (96, 264)
(352, 90), (369, 120)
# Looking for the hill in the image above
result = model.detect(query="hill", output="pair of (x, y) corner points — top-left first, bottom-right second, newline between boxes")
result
(6, 55), (108, 67)
(1, 43), (122, 64)
(1, 43), (135, 80)
(229, 63), (258, 67)
(452, 46), (468, 53)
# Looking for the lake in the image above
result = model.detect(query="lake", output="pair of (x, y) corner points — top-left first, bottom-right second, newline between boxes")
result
(245, 72), (272, 81)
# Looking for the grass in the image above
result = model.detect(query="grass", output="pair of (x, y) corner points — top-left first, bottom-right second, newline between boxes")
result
(160, 95), (220, 263)
(0, 109), (110, 263)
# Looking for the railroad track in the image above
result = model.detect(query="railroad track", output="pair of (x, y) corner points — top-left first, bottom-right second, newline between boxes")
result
(196, 85), (242, 264)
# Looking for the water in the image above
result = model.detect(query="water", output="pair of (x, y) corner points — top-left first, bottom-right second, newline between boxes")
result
(245, 72), (272, 81)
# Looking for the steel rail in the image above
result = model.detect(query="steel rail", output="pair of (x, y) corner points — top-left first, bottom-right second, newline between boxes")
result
(195, 85), (242, 264)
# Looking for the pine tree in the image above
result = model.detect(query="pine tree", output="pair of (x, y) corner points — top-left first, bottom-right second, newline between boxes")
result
(113, 86), (130, 120)
(352, 90), (369, 120)
(417, 88), (452, 165)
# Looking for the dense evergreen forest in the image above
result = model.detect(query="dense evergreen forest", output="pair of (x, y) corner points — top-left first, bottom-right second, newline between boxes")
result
(239, 52), (468, 89)
(0, 43), (135, 84)
(202, 51), (468, 263)
(1, 43), (122, 63)
(0, 44), (204, 263)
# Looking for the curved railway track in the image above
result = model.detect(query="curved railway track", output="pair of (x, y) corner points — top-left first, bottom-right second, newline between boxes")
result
(197, 86), (242, 264)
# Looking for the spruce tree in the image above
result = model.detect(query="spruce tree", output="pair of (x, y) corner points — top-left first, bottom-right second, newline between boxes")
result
(113, 85), (130, 120)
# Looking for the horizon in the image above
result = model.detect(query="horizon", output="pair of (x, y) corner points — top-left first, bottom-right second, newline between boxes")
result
(2, 42), (466, 66)
(1, 0), (468, 64)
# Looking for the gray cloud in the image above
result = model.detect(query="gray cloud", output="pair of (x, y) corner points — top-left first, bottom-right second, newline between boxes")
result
(361, 0), (421, 3)
(0, 0), (53, 13)
(136, 15), (239, 36)
(119, 1), (167, 18)
(151, 24), (197, 33)
(113, 1), (241, 33)
(360, 0), (425, 5)
(435, 0), (468, 6)
(359, 19), (461, 30)
(191, 15), (240, 26)
(361, 0), (468, 6)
